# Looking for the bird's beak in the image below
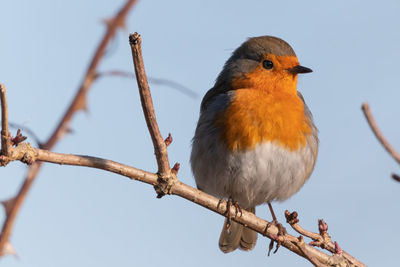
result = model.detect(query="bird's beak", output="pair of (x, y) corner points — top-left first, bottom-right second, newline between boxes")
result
(287, 65), (313, 74)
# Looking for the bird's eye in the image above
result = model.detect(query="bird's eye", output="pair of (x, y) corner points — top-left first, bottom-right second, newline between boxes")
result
(262, 60), (274, 70)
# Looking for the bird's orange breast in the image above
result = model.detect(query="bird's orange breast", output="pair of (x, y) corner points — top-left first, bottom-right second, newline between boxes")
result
(214, 87), (312, 152)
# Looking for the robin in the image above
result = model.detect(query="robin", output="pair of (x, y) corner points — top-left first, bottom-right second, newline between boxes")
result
(190, 36), (318, 253)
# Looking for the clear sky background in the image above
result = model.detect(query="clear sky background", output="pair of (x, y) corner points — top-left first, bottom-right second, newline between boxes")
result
(1, 0), (399, 266)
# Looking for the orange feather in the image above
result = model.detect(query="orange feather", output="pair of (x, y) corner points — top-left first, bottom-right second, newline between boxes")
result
(214, 55), (312, 151)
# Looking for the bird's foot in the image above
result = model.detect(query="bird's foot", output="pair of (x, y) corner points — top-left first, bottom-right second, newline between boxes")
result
(264, 219), (287, 256)
(218, 198), (242, 233)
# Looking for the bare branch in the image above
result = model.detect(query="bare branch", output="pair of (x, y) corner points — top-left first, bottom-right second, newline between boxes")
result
(42, 0), (137, 151)
(129, 33), (171, 178)
(286, 210), (322, 241)
(286, 211), (363, 266)
(96, 70), (198, 98)
(0, 84), (11, 156)
(26, 144), (371, 265)
(0, 161), (40, 257)
(362, 103), (400, 164)
(0, 0), (138, 256)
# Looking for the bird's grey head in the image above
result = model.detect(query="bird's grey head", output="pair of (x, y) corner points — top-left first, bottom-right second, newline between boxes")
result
(215, 36), (297, 87)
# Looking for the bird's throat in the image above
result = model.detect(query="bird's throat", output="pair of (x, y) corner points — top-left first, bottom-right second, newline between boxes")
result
(214, 88), (312, 151)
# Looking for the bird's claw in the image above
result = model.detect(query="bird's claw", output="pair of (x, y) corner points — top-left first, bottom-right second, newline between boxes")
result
(265, 219), (287, 256)
(221, 198), (242, 232)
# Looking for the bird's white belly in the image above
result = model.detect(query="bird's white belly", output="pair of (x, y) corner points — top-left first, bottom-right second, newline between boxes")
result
(191, 136), (315, 209)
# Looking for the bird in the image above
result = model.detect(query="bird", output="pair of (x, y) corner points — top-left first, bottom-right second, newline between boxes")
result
(190, 36), (318, 253)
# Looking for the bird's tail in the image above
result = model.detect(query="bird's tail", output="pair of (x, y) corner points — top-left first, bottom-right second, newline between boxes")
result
(218, 207), (257, 253)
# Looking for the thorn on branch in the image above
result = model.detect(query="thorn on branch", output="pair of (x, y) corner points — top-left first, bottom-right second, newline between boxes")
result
(11, 129), (27, 146)
(164, 133), (173, 147)
(1, 197), (16, 217)
(0, 241), (17, 258)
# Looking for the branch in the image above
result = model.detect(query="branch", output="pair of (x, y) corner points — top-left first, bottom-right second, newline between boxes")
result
(42, 0), (137, 151)
(128, 33), (171, 178)
(362, 103), (400, 164)
(96, 70), (198, 98)
(0, 140), (349, 265)
(0, 137), (365, 266)
(0, 84), (11, 157)
(362, 103), (400, 180)
(0, 0), (138, 256)
(285, 211), (361, 265)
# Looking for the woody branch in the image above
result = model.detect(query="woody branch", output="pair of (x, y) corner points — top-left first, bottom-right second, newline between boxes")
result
(0, 84), (11, 158)
(362, 103), (400, 181)
(0, 0), (138, 256)
(0, 136), (362, 267)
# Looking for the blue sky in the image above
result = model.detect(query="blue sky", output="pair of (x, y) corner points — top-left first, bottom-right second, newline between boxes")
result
(1, 0), (400, 266)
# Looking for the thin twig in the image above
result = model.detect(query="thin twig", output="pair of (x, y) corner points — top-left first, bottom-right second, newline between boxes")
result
(0, 0), (138, 256)
(129, 33), (171, 177)
(362, 103), (400, 164)
(0, 84), (11, 156)
(285, 210), (362, 266)
(286, 210), (322, 241)
(96, 70), (198, 98)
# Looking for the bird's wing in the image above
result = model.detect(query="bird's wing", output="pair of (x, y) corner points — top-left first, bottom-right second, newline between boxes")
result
(200, 82), (233, 112)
